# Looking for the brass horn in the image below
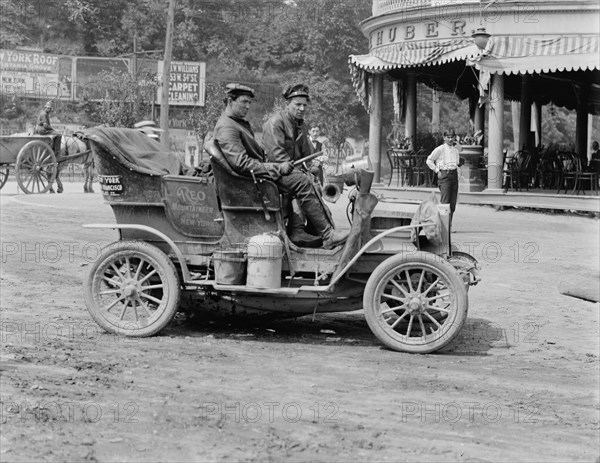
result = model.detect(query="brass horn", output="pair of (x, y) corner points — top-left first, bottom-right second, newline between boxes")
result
(322, 176), (345, 203)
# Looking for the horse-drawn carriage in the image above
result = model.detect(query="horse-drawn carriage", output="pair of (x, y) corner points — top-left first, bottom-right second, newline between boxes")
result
(0, 133), (93, 194)
(82, 127), (480, 354)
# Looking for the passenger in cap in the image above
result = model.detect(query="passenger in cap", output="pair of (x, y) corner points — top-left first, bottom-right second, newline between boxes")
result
(261, 84), (349, 249)
(212, 83), (288, 184)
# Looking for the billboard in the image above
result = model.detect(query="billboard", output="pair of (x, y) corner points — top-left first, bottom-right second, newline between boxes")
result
(0, 50), (205, 110)
(157, 60), (206, 106)
(0, 49), (73, 100)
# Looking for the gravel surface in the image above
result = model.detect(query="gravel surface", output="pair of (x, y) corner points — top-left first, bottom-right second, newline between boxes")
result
(1, 181), (598, 462)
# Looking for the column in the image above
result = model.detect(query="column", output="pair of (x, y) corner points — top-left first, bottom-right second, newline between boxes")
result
(431, 89), (441, 133)
(474, 102), (486, 189)
(519, 74), (532, 151)
(511, 102), (520, 151)
(533, 101), (542, 147)
(405, 72), (417, 150)
(369, 73), (384, 183)
(487, 73), (505, 191)
(474, 103), (485, 138)
(460, 97), (485, 193)
(587, 115), (593, 164)
(575, 82), (589, 161)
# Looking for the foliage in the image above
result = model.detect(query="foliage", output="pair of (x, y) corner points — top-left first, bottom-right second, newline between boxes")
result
(186, 82), (224, 140)
(542, 104), (577, 146)
(96, 69), (158, 127)
(460, 130), (484, 145)
(0, 95), (24, 120)
(0, 0), (585, 147)
(415, 131), (442, 153)
(0, 0), (35, 48)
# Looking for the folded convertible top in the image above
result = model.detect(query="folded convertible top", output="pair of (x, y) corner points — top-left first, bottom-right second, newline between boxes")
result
(84, 127), (183, 176)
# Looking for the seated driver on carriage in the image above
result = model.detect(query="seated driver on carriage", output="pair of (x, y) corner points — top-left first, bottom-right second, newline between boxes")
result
(212, 83), (348, 250)
(33, 101), (62, 155)
(34, 101), (59, 136)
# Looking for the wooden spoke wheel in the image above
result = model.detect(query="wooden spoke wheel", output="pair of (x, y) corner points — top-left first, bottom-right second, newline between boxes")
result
(364, 252), (468, 354)
(0, 166), (9, 190)
(84, 241), (181, 337)
(15, 140), (57, 194)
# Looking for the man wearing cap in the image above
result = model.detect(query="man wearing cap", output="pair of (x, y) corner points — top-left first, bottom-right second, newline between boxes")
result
(34, 101), (57, 135)
(134, 121), (162, 141)
(262, 84), (348, 249)
(213, 83), (288, 183)
(426, 128), (462, 225)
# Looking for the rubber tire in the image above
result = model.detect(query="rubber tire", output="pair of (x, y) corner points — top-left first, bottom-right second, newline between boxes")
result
(364, 251), (468, 354)
(0, 166), (9, 190)
(84, 241), (181, 337)
(15, 140), (57, 194)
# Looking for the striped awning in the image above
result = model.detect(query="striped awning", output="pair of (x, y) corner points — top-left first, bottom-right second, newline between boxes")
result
(349, 34), (600, 108)
(470, 35), (600, 75)
(349, 38), (480, 108)
(350, 38), (480, 72)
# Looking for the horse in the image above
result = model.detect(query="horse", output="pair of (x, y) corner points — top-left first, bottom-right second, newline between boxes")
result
(50, 135), (95, 193)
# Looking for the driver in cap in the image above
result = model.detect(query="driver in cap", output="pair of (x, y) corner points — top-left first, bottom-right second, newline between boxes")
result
(261, 84), (348, 249)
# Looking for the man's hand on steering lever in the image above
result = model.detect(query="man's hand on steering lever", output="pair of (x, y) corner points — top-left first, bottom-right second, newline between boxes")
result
(280, 161), (294, 175)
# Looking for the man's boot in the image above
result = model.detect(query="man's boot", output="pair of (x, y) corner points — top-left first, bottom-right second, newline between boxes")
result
(287, 201), (322, 248)
(322, 227), (349, 250)
(302, 198), (349, 250)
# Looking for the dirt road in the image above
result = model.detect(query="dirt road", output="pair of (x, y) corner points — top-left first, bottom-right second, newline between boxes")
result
(1, 181), (598, 462)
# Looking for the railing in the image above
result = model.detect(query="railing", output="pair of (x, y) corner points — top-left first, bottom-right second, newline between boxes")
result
(372, 0), (590, 16)
(373, 0), (480, 16)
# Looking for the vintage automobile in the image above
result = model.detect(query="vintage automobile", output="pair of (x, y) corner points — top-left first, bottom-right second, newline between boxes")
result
(81, 127), (480, 354)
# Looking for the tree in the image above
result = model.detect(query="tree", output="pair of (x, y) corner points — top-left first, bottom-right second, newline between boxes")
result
(96, 69), (158, 127)
(186, 82), (224, 141)
(0, 0), (35, 48)
(0, 0), (580, 149)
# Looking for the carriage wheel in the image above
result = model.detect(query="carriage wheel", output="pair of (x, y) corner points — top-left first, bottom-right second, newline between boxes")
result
(15, 141), (57, 194)
(0, 166), (9, 190)
(84, 241), (181, 337)
(364, 251), (468, 354)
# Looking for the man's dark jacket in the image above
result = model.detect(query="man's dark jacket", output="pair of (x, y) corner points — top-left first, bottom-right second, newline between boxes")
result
(262, 109), (313, 163)
(213, 110), (281, 180)
(34, 109), (53, 135)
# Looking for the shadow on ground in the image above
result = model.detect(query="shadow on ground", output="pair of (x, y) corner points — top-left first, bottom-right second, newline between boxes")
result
(164, 311), (499, 356)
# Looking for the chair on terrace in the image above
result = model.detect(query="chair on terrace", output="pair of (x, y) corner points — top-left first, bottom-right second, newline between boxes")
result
(387, 148), (413, 187)
(556, 153), (578, 194)
(410, 150), (430, 187)
(503, 150), (532, 191)
(559, 155), (599, 195)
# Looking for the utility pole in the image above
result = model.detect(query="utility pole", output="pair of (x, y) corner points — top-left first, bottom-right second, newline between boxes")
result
(132, 30), (138, 76)
(160, 0), (176, 150)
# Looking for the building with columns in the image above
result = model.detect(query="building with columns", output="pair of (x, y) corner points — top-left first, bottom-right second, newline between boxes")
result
(349, 0), (599, 191)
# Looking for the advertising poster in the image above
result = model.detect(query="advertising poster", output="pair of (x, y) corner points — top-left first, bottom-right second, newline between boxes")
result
(157, 60), (206, 106)
(0, 49), (73, 100)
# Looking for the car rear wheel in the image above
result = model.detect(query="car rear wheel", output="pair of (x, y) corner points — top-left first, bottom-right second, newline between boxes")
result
(84, 241), (180, 337)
